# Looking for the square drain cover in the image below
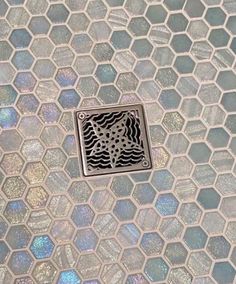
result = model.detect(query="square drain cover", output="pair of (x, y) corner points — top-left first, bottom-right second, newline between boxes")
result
(76, 104), (152, 176)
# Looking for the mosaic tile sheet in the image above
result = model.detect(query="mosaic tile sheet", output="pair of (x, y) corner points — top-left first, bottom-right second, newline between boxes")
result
(0, 0), (236, 283)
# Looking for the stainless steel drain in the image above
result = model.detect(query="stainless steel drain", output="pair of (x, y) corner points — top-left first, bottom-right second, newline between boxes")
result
(76, 104), (152, 176)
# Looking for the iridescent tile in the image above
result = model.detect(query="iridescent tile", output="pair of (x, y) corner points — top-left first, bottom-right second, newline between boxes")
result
(179, 202), (202, 225)
(0, 217), (8, 238)
(98, 85), (120, 104)
(1, 153), (24, 175)
(16, 94), (39, 115)
(62, 135), (77, 156)
(27, 210), (52, 234)
(87, 0), (107, 19)
(220, 196), (236, 218)
(77, 254), (101, 279)
(71, 204), (95, 227)
(0, 267), (12, 283)
(126, 274), (149, 284)
(68, 181), (92, 203)
(202, 212), (225, 235)
(33, 59), (56, 79)
(49, 25), (72, 45)
(91, 190), (114, 212)
(55, 67), (77, 87)
(30, 38), (54, 58)
(28, 16), (50, 35)
(45, 171), (69, 193)
(117, 223), (141, 247)
(207, 236), (230, 259)
(226, 221), (236, 244)
(15, 276), (34, 284)
(30, 235), (55, 259)
(21, 139), (44, 162)
(40, 125), (64, 147)
(136, 208), (160, 231)
(0, 107), (19, 129)
(58, 89), (80, 109)
(101, 264), (125, 283)
(57, 270), (81, 284)
(73, 55), (96, 75)
(43, 148), (66, 170)
(48, 195), (71, 218)
(113, 199), (137, 221)
(47, 4), (69, 23)
(188, 142), (211, 164)
(151, 170), (174, 191)
(65, 158), (79, 178)
(146, 5), (167, 24)
(9, 28), (32, 48)
(141, 232), (164, 256)
(14, 72), (37, 93)
(36, 80), (59, 103)
(212, 262), (235, 284)
(184, 226), (208, 250)
(128, 17), (150, 36)
(77, 77), (99, 97)
(38, 103), (61, 124)
(74, 228), (98, 252)
(187, 251), (212, 276)
(121, 248), (145, 271)
(50, 220), (75, 243)
(89, 21), (111, 41)
(133, 183), (156, 205)
(7, 7), (30, 27)
(155, 67), (178, 88)
(185, 0), (205, 17)
(0, 85), (18, 107)
(96, 238), (121, 262)
(68, 13), (90, 33)
(160, 217), (184, 240)
(18, 116), (43, 138)
(32, 261), (57, 283)
(53, 244), (78, 270)
(144, 257), (169, 282)
(2, 176), (26, 199)
(4, 200), (28, 224)
(23, 162), (47, 185)
(197, 188), (220, 210)
(71, 34), (93, 54)
(134, 60), (156, 79)
(110, 30), (132, 50)
(168, 267), (192, 284)
(0, 241), (10, 264)
(95, 64), (117, 84)
(155, 193), (179, 216)
(6, 225), (31, 249)
(131, 39), (153, 58)
(26, 186), (48, 209)
(94, 213), (118, 237)
(162, 112), (184, 132)
(0, 41), (13, 61)
(192, 164), (216, 187)
(8, 251), (33, 275)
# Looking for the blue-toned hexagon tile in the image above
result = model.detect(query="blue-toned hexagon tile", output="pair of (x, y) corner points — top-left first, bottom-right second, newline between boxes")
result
(0, 0), (236, 283)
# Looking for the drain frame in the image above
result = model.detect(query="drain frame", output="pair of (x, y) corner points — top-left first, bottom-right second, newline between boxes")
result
(75, 104), (152, 177)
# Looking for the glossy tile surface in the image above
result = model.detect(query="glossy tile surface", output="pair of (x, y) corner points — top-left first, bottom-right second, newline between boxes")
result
(0, 0), (236, 283)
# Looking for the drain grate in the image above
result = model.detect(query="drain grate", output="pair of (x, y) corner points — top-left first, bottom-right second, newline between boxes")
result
(76, 104), (152, 176)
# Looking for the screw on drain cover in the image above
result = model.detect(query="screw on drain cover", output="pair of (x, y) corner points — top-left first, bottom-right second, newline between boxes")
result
(75, 104), (152, 176)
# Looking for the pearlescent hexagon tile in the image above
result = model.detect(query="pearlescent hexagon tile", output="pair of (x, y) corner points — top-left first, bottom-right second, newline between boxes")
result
(0, 0), (236, 283)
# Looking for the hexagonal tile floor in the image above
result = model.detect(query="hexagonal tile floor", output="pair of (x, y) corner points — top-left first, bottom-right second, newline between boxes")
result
(0, 0), (236, 283)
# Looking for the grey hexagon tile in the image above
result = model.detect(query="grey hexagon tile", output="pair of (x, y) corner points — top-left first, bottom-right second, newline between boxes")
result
(0, 1), (236, 283)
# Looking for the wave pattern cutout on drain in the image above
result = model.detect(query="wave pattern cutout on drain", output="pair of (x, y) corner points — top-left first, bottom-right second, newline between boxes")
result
(82, 111), (145, 170)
